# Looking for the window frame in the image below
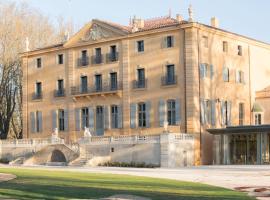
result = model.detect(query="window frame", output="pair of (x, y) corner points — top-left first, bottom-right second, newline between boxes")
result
(36, 58), (42, 68)
(58, 109), (65, 131)
(223, 41), (228, 53)
(167, 99), (176, 125)
(58, 54), (64, 65)
(138, 102), (146, 128)
(81, 107), (89, 129)
(111, 105), (118, 129)
(137, 40), (144, 52)
(239, 103), (245, 125)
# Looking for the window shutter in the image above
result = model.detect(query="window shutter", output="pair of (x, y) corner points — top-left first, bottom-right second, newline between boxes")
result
(204, 100), (208, 124)
(235, 70), (239, 83)
(199, 64), (204, 79)
(211, 100), (216, 126)
(146, 101), (151, 128)
(210, 64), (214, 79)
(242, 71), (245, 84)
(75, 108), (81, 131)
(117, 105), (123, 129)
(159, 100), (166, 127)
(171, 36), (175, 47)
(228, 101), (232, 126)
(223, 67), (228, 82)
(221, 101), (225, 126)
(30, 112), (36, 133)
(175, 99), (181, 125)
(104, 106), (110, 130)
(130, 103), (137, 129)
(52, 110), (57, 131)
(64, 109), (68, 132)
(88, 107), (94, 132)
(161, 37), (166, 48)
(200, 99), (205, 125)
(38, 111), (42, 132)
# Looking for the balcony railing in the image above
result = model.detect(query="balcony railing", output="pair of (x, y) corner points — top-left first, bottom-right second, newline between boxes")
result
(32, 92), (42, 100)
(91, 55), (104, 65)
(71, 82), (123, 96)
(106, 52), (119, 63)
(54, 89), (65, 97)
(77, 57), (89, 67)
(161, 75), (177, 86)
(133, 79), (147, 89)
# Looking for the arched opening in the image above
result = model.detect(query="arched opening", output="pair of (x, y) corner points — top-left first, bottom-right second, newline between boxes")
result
(50, 149), (66, 163)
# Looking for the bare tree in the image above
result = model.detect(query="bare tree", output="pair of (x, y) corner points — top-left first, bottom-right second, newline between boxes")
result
(0, 1), (74, 139)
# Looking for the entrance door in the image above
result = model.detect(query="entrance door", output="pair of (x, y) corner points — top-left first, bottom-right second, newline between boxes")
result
(96, 106), (104, 136)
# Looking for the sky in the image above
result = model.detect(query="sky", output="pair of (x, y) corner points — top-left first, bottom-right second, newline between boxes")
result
(10, 0), (270, 43)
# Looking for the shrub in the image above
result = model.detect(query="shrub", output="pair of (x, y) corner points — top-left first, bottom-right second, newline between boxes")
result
(0, 158), (10, 164)
(99, 161), (159, 168)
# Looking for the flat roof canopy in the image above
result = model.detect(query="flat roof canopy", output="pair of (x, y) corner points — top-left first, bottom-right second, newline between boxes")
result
(207, 125), (270, 135)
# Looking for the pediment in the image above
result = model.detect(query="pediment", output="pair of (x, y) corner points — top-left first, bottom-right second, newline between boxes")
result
(64, 20), (128, 47)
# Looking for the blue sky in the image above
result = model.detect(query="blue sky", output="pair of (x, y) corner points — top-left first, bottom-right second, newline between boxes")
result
(12, 0), (270, 43)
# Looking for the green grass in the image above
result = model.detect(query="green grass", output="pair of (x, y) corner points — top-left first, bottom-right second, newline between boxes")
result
(0, 168), (254, 200)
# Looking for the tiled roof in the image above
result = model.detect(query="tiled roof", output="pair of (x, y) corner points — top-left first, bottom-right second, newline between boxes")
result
(99, 16), (185, 33)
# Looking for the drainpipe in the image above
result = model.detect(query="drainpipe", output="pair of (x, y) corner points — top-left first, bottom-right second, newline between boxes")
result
(248, 45), (252, 125)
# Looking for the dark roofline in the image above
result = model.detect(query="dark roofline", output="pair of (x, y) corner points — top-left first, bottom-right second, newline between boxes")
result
(207, 125), (270, 135)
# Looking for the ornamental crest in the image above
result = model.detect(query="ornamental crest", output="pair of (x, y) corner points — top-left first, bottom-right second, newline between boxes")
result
(82, 24), (109, 41)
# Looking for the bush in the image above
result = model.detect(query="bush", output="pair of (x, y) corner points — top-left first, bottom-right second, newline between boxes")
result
(99, 161), (159, 168)
(0, 158), (10, 164)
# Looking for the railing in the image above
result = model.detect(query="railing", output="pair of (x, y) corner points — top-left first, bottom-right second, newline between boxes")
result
(91, 55), (104, 65)
(70, 82), (123, 96)
(0, 137), (64, 147)
(77, 57), (89, 67)
(133, 79), (147, 89)
(106, 52), (119, 63)
(54, 89), (65, 97)
(32, 92), (42, 100)
(161, 75), (177, 86)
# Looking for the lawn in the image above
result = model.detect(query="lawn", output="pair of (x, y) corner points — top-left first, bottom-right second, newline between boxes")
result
(0, 168), (254, 200)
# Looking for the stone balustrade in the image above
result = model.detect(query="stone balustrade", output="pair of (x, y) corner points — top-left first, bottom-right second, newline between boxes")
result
(0, 137), (64, 147)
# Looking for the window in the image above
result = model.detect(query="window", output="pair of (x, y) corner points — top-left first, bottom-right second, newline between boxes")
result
(81, 108), (89, 129)
(111, 105), (118, 129)
(37, 58), (42, 68)
(200, 63), (209, 78)
(166, 64), (175, 84)
(137, 40), (144, 52)
(236, 70), (245, 84)
(223, 41), (228, 52)
(95, 48), (102, 64)
(224, 101), (229, 126)
(36, 82), (42, 96)
(110, 72), (117, 90)
(81, 76), (88, 93)
(255, 113), (262, 125)
(57, 79), (64, 91)
(95, 74), (102, 92)
(205, 100), (211, 124)
(167, 100), (176, 125)
(110, 45), (117, 61)
(36, 111), (41, 132)
(81, 50), (88, 66)
(138, 103), (146, 127)
(58, 54), (64, 64)
(202, 36), (208, 48)
(58, 109), (65, 131)
(238, 45), (242, 56)
(137, 68), (145, 88)
(223, 67), (230, 82)
(239, 103), (245, 125)
(166, 36), (174, 48)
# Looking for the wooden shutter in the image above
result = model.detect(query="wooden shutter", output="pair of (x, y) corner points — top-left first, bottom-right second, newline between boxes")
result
(175, 99), (181, 125)
(159, 100), (166, 127)
(204, 100), (208, 124)
(211, 100), (216, 126)
(64, 109), (68, 132)
(221, 101), (225, 126)
(199, 64), (204, 79)
(146, 101), (151, 128)
(210, 64), (214, 79)
(75, 108), (81, 131)
(130, 103), (137, 129)
(117, 105), (123, 129)
(104, 106), (110, 130)
(200, 99), (205, 125)
(161, 37), (167, 48)
(38, 111), (42, 132)
(227, 101), (232, 126)
(52, 110), (57, 131)
(30, 112), (36, 133)
(88, 107), (94, 132)
(235, 70), (239, 83)
(171, 36), (175, 47)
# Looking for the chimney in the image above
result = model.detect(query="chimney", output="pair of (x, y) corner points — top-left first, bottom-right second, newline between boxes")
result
(132, 16), (144, 32)
(211, 17), (219, 28)
(176, 14), (183, 23)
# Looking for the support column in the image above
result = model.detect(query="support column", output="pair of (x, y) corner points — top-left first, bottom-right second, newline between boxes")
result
(257, 133), (262, 164)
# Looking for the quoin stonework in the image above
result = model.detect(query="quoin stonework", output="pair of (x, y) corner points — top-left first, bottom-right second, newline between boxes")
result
(19, 8), (270, 166)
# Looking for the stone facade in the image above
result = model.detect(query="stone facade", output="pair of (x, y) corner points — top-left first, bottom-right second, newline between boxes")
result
(21, 14), (270, 165)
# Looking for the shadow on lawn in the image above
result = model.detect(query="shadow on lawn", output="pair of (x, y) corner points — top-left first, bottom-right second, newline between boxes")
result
(0, 181), (251, 200)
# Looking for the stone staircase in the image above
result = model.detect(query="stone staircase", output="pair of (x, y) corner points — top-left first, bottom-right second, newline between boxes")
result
(69, 156), (88, 167)
(9, 157), (25, 165)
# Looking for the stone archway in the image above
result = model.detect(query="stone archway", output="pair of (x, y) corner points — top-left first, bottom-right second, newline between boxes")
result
(50, 149), (67, 163)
